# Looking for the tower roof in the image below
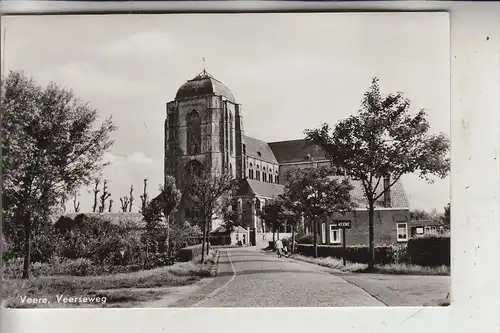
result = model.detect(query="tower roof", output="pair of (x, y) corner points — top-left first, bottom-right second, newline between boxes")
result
(175, 71), (235, 102)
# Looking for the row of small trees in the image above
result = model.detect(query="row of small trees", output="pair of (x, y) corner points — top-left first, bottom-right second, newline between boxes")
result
(70, 178), (150, 214)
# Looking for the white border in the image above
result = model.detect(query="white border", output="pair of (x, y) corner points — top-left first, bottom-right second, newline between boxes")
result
(1, 2), (499, 333)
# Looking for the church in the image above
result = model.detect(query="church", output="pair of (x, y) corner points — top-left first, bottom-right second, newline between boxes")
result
(165, 71), (412, 247)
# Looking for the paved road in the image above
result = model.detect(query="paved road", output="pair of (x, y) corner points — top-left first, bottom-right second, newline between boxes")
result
(177, 247), (384, 307)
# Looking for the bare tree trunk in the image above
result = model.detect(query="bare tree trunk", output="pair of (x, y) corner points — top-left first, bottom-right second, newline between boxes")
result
(312, 216), (318, 258)
(206, 219), (210, 256)
(272, 226), (276, 243)
(201, 219), (206, 263)
(166, 215), (170, 257)
(368, 201), (375, 270)
(22, 212), (32, 279)
(292, 225), (296, 254)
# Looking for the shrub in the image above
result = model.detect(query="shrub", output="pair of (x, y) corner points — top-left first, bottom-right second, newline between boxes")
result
(390, 243), (409, 264)
(296, 233), (314, 244)
(296, 244), (394, 265)
(407, 235), (450, 267)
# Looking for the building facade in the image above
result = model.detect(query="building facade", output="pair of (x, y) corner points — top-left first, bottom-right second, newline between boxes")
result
(165, 71), (412, 247)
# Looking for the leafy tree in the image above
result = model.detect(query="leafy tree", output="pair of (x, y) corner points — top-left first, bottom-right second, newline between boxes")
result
(184, 165), (238, 261)
(256, 198), (286, 243)
(280, 195), (301, 254)
(1, 71), (116, 278)
(305, 78), (450, 268)
(284, 166), (354, 258)
(141, 177), (181, 258)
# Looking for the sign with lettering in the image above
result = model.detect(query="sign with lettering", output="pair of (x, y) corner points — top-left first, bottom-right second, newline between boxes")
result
(331, 220), (351, 229)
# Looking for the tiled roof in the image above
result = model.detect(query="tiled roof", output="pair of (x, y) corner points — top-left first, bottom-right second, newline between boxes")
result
(63, 212), (146, 227)
(175, 71), (235, 102)
(211, 225), (248, 234)
(237, 179), (285, 198)
(243, 135), (278, 164)
(268, 139), (328, 163)
(328, 176), (410, 209)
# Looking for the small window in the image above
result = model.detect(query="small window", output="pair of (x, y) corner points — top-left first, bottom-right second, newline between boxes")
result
(397, 223), (408, 242)
(269, 173), (272, 183)
(256, 171), (261, 181)
(249, 169), (254, 180)
(275, 175), (279, 183)
(329, 226), (341, 244)
(263, 173), (267, 182)
(257, 152), (262, 157)
(305, 154), (311, 161)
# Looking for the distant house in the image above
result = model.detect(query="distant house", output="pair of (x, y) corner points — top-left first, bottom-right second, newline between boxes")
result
(316, 176), (412, 246)
(210, 225), (250, 246)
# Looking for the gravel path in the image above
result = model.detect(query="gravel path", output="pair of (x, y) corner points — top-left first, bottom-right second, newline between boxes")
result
(189, 247), (384, 307)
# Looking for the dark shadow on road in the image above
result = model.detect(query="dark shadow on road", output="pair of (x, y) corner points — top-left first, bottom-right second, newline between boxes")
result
(217, 269), (325, 278)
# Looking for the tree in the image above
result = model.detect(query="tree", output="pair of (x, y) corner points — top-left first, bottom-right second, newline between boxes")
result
(140, 179), (148, 213)
(283, 166), (354, 258)
(184, 165), (238, 261)
(120, 196), (130, 212)
(99, 179), (111, 213)
(280, 195), (301, 254)
(305, 78), (450, 268)
(256, 198), (286, 243)
(441, 203), (450, 226)
(92, 179), (100, 213)
(129, 185), (134, 212)
(1, 71), (116, 278)
(73, 192), (80, 213)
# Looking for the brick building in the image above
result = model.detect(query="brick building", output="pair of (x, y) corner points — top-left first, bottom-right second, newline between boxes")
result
(165, 71), (413, 247)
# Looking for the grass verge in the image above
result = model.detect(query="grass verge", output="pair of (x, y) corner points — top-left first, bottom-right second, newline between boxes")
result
(3, 250), (218, 308)
(291, 254), (450, 276)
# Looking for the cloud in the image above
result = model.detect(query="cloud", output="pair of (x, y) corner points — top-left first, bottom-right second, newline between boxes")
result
(90, 30), (175, 58)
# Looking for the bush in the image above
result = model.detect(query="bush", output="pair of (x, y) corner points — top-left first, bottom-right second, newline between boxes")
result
(296, 244), (394, 265)
(296, 234), (314, 244)
(407, 235), (450, 267)
(3, 257), (96, 278)
(178, 244), (203, 262)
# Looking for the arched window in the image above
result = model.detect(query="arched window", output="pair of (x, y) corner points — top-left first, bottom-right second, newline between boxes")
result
(184, 160), (204, 183)
(268, 173), (272, 183)
(186, 110), (201, 155)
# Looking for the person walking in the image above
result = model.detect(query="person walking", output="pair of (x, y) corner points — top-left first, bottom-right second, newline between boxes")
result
(275, 238), (284, 258)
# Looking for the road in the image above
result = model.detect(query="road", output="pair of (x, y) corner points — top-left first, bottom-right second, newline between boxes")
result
(171, 247), (385, 307)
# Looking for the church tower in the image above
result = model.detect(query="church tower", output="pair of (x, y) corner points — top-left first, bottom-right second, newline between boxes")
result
(165, 71), (245, 225)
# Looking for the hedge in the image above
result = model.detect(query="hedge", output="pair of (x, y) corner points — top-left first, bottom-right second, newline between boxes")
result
(407, 235), (450, 267)
(296, 244), (394, 265)
(177, 244), (204, 262)
(296, 235), (450, 267)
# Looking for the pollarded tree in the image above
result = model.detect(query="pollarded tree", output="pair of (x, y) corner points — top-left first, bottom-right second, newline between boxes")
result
(1, 71), (116, 278)
(284, 166), (354, 258)
(305, 78), (450, 268)
(184, 165), (239, 261)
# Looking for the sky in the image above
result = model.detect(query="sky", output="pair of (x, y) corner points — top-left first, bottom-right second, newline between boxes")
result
(1, 13), (450, 214)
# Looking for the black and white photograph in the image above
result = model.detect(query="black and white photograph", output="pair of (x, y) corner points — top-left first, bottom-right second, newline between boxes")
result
(2, 12), (452, 309)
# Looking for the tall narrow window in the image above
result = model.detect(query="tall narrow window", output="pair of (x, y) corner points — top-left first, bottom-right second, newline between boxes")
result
(167, 114), (177, 152)
(263, 173), (267, 182)
(186, 110), (201, 155)
(229, 112), (234, 155)
(256, 171), (261, 181)
(397, 223), (408, 242)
